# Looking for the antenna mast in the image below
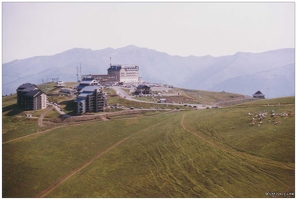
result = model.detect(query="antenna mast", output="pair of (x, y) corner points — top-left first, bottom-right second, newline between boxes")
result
(76, 66), (79, 82)
(80, 63), (82, 81)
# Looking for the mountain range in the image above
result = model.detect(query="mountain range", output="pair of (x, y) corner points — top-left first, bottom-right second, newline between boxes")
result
(2, 45), (295, 98)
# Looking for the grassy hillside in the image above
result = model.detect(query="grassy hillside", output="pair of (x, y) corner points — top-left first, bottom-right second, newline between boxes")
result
(2, 94), (43, 142)
(183, 97), (295, 163)
(175, 88), (248, 105)
(2, 97), (294, 198)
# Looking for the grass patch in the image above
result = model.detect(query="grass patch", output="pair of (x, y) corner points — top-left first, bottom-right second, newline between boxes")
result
(3, 94), (294, 198)
(2, 113), (172, 197)
(47, 110), (294, 198)
(2, 95), (43, 142)
(176, 88), (247, 105)
(183, 100), (295, 163)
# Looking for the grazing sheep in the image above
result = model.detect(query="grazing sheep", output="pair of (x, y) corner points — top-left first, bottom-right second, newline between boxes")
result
(250, 122), (255, 126)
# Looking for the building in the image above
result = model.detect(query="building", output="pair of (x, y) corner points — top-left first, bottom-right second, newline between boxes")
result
(253, 91), (265, 99)
(159, 98), (167, 103)
(75, 85), (107, 115)
(16, 83), (47, 110)
(108, 65), (139, 83)
(81, 74), (118, 86)
(135, 85), (151, 95)
(56, 81), (65, 87)
(81, 64), (140, 86)
(77, 78), (99, 91)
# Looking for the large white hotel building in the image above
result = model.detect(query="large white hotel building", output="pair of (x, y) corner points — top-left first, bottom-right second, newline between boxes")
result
(108, 64), (140, 83)
(82, 64), (140, 85)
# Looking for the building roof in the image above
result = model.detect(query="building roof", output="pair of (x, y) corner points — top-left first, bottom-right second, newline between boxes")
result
(253, 90), (265, 96)
(24, 90), (44, 97)
(78, 93), (89, 98)
(254, 90), (263, 95)
(80, 80), (98, 84)
(17, 83), (38, 92)
(80, 85), (101, 92)
(108, 65), (122, 71)
(137, 85), (150, 89)
(122, 65), (139, 70)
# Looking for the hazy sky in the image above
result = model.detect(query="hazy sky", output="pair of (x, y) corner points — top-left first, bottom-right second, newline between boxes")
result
(2, 2), (295, 63)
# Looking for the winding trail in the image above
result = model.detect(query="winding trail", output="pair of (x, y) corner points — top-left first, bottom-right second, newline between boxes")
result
(2, 124), (70, 145)
(180, 113), (294, 171)
(35, 114), (173, 197)
(3, 110), (174, 145)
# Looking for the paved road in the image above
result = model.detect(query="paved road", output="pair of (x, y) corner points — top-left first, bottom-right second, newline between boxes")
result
(110, 86), (211, 109)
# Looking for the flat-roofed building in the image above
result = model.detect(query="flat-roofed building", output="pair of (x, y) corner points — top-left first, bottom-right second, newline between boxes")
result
(57, 81), (65, 87)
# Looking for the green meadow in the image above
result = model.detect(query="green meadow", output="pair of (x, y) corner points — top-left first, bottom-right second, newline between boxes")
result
(2, 95), (295, 198)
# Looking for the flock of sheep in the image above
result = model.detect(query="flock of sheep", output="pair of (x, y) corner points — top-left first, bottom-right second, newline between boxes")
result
(248, 109), (293, 127)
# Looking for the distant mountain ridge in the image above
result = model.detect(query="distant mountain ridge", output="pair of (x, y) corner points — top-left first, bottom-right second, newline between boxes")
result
(2, 45), (295, 98)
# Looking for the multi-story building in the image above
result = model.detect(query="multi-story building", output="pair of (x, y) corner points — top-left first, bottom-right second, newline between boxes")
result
(16, 83), (47, 110)
(75, 85), (107, 115)
(82, 64), (140, 86)
(108, 64), (139, 83)
(77, 78), (99, 91)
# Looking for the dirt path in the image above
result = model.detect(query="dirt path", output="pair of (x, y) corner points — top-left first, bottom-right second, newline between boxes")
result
(34, 115), (174, 198)
(3, 110), (175, 145)
(38, 106), (54, 127)
(35, 135), (132, 198)
(2, 125), (68, 145)
(180, 113), (294, 171)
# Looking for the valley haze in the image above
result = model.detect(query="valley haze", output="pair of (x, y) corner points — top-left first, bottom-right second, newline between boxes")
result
(2, 45), (294, 98)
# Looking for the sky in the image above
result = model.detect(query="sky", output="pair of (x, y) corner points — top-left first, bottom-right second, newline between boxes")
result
(2, 2), (295, 63)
